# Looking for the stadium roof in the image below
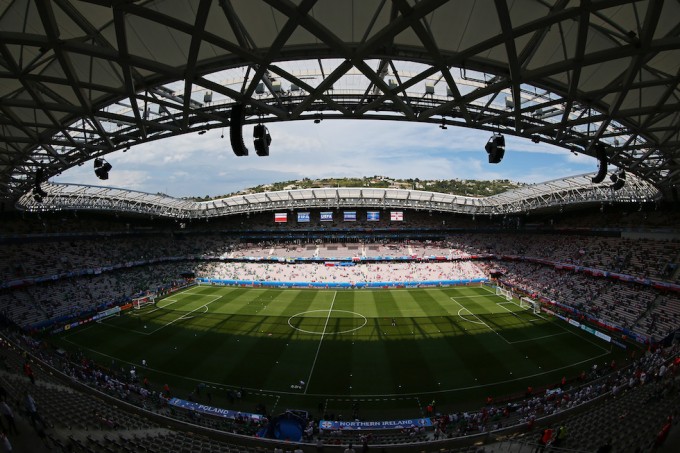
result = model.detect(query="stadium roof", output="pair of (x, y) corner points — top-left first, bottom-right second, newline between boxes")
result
(18, 172), (660, 218)
(2, 0), (679, 206)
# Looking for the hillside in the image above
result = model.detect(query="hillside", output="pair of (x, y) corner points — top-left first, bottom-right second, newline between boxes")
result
(190, 176), (522, 201)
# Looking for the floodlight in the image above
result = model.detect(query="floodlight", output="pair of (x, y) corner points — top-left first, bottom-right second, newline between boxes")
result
(610, 169), (626, 190)
(253, 124), (271, 156)
(94, 158), (112, 180)
(33, 168), (47, 202)
(32, 186), (46, 203)
(485, 133), (505, 164)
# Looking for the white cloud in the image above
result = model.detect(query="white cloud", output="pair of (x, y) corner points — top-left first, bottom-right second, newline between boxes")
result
(52, 120), (597, 198)
(565, 150), (598, 165)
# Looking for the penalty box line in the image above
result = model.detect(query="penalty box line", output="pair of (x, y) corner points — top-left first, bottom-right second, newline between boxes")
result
(493, 296), (610, 353)
(449, 297), (511, 345)
(452, 294), (500, 299)
(496, 300), (548, 322)
(450, 297), (562, 346)
(148, 293), (221, 313)
(139, 295), (222, 336)
(493, 300), (568, 344)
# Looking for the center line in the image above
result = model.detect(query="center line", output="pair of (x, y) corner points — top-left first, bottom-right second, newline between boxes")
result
(304, 291), (336, 394)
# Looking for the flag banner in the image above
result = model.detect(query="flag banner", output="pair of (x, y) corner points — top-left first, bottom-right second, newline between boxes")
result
(169, 398), (263, 421)
(319, 418), (432, 431)
(390, 211), (403, 221)
(297, 212), (310, 222)
(367, 211), (380, 221)
(274, 212), (287, 223)
(320, 211), (333, 222)
(344, 211), (356, 221)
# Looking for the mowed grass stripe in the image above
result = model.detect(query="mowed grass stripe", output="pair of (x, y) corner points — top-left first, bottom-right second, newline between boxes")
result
(408, 289), (457, 318)
(55, 285), (626, 410)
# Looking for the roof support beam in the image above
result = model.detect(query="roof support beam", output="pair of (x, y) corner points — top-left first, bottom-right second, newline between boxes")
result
(494, 0), (523, 133)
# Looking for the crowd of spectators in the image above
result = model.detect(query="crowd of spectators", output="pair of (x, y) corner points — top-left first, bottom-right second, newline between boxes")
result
(0, 232), (677, 340)
(194, 261), (485, 283)
(0, 233), (236, 282)
(424, 341), (680, 450)
(1, 321), (678, 452)
(0, 208), (678, 340)
(2, 230), (676, 285)
(476, 260), (679, 341)
(439, 233), (679, 282)
(0, 262), (192, 327)
(0, 209), (678, 451)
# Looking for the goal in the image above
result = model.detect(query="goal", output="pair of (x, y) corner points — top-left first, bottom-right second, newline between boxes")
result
(495, 286), (512, 301)
(132, 294), (156, 310)
(520, 297), (541, 314)
(95, 306), (121, 322)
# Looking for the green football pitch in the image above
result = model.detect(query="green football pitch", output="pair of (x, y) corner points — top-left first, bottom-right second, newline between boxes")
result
(55, 285), (628, 419)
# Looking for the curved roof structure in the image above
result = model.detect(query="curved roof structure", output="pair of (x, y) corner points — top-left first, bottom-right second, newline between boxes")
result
(17, 173), (660, 218)
(2, 0), (679, 203)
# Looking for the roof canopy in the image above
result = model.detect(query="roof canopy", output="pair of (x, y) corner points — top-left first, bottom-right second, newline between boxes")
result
(18, 173), (660, 218)
(1, 0), (679, 202)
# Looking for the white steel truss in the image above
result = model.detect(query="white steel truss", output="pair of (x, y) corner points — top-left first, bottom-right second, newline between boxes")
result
(17, 173), (661, 219)
(1, 1), (680, 201)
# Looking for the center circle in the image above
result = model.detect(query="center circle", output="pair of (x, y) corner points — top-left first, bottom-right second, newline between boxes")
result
(288, 310), (367, 335)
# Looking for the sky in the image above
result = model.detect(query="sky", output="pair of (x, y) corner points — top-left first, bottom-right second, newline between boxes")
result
(53, 119), (597, 199)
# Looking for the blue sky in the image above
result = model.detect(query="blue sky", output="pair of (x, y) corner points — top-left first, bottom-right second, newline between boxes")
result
(54, 120), (596, 198)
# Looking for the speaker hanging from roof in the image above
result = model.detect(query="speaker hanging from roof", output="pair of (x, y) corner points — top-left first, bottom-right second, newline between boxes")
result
(485, 133), (505, 164)
(591, 142), (608, 183)
(230, 103), (248, 156)
(33, 168), (47, 202)
(93, 157), (112, 180)
(610, 169), (626, 191)
(253, 124), (271, 156)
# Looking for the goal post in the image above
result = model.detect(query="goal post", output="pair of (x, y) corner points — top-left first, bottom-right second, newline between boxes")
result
(495, 286), (512, 301)
(520, 297), (541, 314)
(132, 294), (156, 310)
(95, 306), (121, 322)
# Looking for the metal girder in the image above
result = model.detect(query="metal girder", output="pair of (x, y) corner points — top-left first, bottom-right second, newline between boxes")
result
(17, 173), (661, 218)
(1, 0), (679, 204)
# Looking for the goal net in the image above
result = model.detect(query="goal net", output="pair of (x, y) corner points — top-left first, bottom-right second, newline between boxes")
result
(520, 297), (541, 314)
(95, 306), (121, 322)
(132, 294), (156, 310)
(495, 286), (512, 301)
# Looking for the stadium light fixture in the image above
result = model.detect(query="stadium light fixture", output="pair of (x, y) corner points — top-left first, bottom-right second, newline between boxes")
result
(32, 168), (47, 202)
(485, 133), (505, 164)
(32, 186), (46, 203)
(610, 169), (626, 190)
(253, 124), (271, 156)
(93, 157), (112, 180)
